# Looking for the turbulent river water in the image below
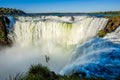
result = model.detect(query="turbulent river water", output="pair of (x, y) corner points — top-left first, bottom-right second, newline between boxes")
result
(0, 15), (120, 80)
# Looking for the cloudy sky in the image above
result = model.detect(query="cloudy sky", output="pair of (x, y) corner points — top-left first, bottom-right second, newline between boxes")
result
(0, 0), (120, 13)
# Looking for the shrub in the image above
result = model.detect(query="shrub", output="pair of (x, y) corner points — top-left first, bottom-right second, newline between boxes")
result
(97, 30), (107, 37)
(8, 64), (105, 80)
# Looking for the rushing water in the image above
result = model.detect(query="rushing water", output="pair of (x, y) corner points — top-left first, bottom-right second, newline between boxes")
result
(60, 26), (120, 80)
(60, 38), (120, 79)
(13, 16), (108, 46)
(1, 15), (120, 80)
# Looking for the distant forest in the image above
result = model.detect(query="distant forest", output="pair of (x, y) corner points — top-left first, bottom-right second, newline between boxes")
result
(0, 7), (25, 15)
(0, 7), (120, 15)
(91, 11), (120, 14)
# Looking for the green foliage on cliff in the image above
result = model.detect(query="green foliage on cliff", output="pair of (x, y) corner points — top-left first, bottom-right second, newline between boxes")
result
(97, 30), (107, 37)
(98, 16), (120, 37)
(8, 64), (104, 80)
(25, 64), (54, 80)
(0, 29), (6, 42)
(0, 7), (26, 15)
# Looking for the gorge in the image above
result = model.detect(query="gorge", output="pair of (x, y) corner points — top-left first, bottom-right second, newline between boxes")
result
(0, 14), (120, 80)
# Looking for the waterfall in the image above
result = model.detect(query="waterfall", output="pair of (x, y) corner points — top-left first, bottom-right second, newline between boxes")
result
(0, 15), (109, 80)
(104, 26), (120, 43)
(60, 38), (120, 79)
(60, 25), (120, 79)
(13, 16), (108, 47)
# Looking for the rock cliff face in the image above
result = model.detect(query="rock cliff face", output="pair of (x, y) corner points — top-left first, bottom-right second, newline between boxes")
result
(105, 16), (120, 32)
(0, 16), (11, 46)
(98, 16), (120, 37)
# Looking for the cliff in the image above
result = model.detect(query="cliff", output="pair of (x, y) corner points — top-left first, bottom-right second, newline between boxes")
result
(0, 16), (12, 46)
(105, 16), (120, 32)
(98, 16), (120, 37)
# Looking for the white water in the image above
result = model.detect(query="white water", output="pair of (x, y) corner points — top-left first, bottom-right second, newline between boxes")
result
(0, 16), (108, 79)
(60, 38), (120, 79)
(60, 26), (120, 79)
(104, 26), (120, 43)
(14, 16), (108, 47)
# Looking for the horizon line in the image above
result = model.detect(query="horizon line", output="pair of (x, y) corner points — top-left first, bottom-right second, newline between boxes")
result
(26, 10), (120, 14)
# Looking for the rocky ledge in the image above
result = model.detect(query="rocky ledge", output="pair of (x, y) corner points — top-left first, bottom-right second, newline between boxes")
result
(98, 16), (120, 37)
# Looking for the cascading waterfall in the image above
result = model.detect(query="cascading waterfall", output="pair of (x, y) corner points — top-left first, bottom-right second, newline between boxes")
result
(60, 27), (120, 79)
(0, 15), (111, 80)
(12, 15), (109, 75)
(13, 16), (108, 47)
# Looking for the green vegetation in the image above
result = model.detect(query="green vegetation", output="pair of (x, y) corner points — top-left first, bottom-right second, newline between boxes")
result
(0, 7), (26, 15)
(8, 64), (105, 80)
(91, 11), (120, 14)
(25, 64), (56, 80)
(97, 30), (107, 37)
(0, 28), (6, 42)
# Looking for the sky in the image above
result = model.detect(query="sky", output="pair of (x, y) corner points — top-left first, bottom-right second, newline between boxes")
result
(0, 0), (120, 13)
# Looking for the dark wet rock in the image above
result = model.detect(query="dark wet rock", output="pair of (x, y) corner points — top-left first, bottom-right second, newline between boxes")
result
(0, 16), (12, 46)
(105, 16), (120, 32)
(4, 16), (10, 25)
(70, 16), (74, 21)
(98, 16), (120, 37)
(73, 72), (87, 77)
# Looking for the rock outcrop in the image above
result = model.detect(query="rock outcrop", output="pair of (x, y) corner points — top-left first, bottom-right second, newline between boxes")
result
(105, 16), (120, 32)
(98, 16), (120, 37)
(0, 16), (11, 46)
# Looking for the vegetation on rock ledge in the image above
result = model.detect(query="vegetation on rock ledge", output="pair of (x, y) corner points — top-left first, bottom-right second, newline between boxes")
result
(98, 16), (120, 37)
(9, 64), (104, 80)
(105, 16), (120, 32)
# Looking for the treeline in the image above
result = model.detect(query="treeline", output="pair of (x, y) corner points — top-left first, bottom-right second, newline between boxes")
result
(0, 7), (26, 15)
(92, 11), (120, 14)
